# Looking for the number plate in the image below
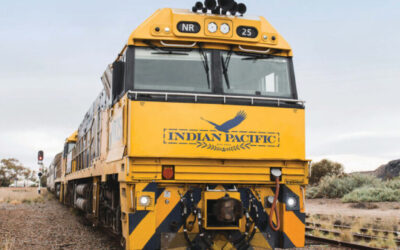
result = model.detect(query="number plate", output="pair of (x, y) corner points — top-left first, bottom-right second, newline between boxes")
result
(177, 21), (201, 33)
(236, 26), (258, 38)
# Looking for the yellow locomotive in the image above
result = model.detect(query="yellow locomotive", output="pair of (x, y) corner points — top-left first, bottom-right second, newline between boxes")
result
(50, 1), (309, 249)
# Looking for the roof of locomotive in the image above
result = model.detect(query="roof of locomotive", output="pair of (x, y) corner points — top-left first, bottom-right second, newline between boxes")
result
(124, 8), (292, 57)
(66, 131), (78, 143)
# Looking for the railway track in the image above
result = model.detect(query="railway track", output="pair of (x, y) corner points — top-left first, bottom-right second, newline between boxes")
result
(306, 221), (400, 237)
(306, 234), (385, 250)
(306, 226), (400, 249)
(306, 219), (400, 244)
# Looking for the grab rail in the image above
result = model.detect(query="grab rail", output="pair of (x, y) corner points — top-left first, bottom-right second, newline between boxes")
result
(128, 91), (305, 106)
(239, 45), (271, 54)
(160, 40), (197, 48)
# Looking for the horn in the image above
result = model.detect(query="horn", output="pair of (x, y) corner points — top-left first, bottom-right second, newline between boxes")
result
(211, 6), (221, 14)
(195, 1), (204, 9)
(237, 3), (247, 15)
(229, 1), (238, 15)
(218, 0), (235, 12)
(204, 0), (217, 10)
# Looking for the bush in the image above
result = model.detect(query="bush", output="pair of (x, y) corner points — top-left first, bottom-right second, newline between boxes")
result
(342, 187), (400, 202)
(307, 174), (381, 199)
(309, 159), (344, 185)
(386, 178), (400, 189)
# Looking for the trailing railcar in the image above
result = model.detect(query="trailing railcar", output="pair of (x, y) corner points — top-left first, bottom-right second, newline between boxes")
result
(47, 152), (61, 193)
(55, 1), (309, 249)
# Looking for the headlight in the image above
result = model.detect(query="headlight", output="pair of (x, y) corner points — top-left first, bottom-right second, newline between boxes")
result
(220, 23), (230, 34)
(139, 195), (151, 206)
(266, 196), (275, 207)
(287, 197), (297, 207)
(208, 22), (218, 33)
(285, 196), (299, 211)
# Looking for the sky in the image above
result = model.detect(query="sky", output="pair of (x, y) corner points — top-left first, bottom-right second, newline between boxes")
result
(0, 0), (399, 173)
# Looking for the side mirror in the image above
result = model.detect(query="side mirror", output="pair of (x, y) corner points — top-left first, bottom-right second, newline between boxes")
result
(112, 61), (125, 103)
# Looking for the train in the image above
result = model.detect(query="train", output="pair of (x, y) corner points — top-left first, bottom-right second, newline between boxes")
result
(46, 152), (61, 193)
(46, 1), (309, 249)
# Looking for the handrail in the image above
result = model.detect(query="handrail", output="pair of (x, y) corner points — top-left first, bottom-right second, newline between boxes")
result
(160, 40), (197, 48)
(128, 90), (305, 106)
(239, 45), (271, 54)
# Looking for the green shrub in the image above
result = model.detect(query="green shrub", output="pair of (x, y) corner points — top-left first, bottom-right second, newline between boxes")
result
(305, 186), (320, 199)
(307, 174), (381, 199)
(386, 178), (400, 189)
(342, 187), (400, 202)
(309, 159), (344, 185)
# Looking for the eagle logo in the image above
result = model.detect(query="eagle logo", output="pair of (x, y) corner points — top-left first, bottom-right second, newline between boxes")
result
(201, 111), (247, 133)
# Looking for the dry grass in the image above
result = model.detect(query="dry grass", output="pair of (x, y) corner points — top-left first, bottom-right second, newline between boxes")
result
(0, 235), (15, 250)
(0, 187), (46, 203)
(339, 231), (353, 242)
(308, 213), (400, 248)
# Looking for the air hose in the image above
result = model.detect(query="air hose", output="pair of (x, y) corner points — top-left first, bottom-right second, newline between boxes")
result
(269, 176), (281, 231)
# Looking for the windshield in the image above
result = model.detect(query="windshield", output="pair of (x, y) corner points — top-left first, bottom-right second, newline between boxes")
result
(134, 47), (211, 93)
(221, 52), (293, 98)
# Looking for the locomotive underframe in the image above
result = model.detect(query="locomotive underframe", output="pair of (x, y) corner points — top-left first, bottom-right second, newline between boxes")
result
(59, 157), (307, 249)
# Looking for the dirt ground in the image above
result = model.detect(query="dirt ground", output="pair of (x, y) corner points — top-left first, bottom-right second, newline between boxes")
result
(0, 188), (121, 250)
(306, 198), (400, 219)
(2, 189), (397, 249)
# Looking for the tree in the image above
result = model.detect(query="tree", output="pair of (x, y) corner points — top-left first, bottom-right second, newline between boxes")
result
(309, 159), (344, 185)
(40, 168), (47, 187)
(0, 158), (33, 187)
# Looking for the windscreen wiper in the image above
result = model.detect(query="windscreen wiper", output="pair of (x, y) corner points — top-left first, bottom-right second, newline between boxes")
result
(221, 48), (233, 89)
(198, 43), (211, 89)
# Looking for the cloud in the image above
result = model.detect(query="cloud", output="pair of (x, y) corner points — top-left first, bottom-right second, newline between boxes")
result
(309, 130), (400, 172)
(0, 128), (68, 171)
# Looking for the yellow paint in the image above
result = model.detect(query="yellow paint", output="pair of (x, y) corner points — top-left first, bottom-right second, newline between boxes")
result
(130, 211), (156, 249)
(128, 101), (305, 160)
(281, 185), (305, 247)
(212, 234), (235, 249)
(127, 8), (292, 56)
(66, 131), (77, 143)
(282, 207), (305, 247)
(155, 187), (182, 227)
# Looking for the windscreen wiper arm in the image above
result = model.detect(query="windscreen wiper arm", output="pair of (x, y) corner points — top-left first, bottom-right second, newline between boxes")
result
(198, 43), (211, 89)
(221, 48), (233, 89)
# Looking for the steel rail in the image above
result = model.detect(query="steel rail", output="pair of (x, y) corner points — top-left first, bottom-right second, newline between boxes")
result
(306, 221), (400, 238)
(306, 227), (400, 247)
(306, 234), (384, 250)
